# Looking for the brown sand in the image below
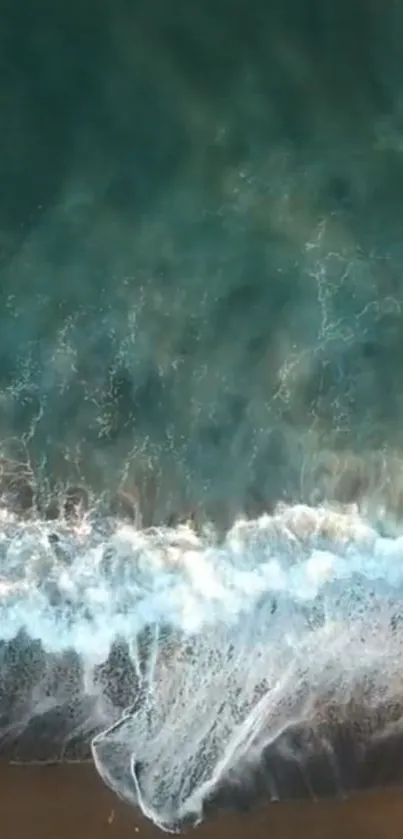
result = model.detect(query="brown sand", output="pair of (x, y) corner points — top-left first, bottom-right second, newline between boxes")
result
(1, 763), (402, 839)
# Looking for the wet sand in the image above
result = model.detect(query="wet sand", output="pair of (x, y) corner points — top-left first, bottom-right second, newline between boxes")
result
(1, 762), (402, 839)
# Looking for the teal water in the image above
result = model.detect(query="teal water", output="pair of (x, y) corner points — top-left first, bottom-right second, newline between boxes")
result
(1, 0), (403, 519)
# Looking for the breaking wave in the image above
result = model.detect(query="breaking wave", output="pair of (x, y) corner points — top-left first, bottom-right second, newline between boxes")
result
(2, 501), (403, 830)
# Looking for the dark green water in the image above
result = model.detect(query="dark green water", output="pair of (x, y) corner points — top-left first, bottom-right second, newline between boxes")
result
(1, 0), (403, 522)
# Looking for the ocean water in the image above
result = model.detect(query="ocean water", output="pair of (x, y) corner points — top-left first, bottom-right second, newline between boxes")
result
(1, 0), (403, 514)
(2, 0), (403, 832)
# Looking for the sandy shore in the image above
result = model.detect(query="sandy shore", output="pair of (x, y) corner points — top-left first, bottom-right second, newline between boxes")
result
(1, 762), (402, 839)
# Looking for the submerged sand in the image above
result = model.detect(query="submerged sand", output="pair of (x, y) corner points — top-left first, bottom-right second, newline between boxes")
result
(1, 762), (402, 839)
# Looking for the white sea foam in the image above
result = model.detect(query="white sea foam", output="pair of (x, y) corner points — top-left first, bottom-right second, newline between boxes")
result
(1, 502), (403, 829)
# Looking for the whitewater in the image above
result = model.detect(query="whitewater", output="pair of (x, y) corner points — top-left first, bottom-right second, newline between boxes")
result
(1, 501), (403, 831)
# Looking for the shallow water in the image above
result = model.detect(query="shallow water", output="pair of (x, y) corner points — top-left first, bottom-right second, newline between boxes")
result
(2, 503), (403, 830)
